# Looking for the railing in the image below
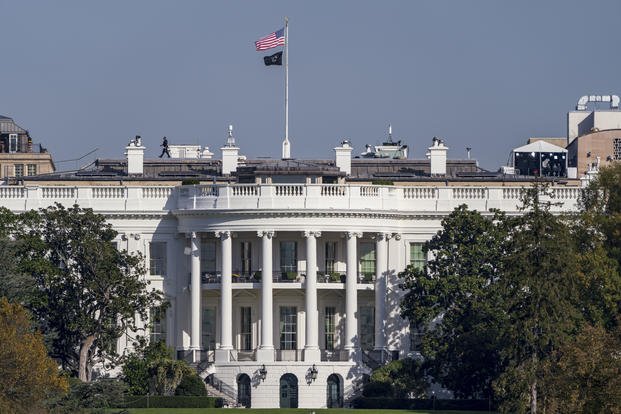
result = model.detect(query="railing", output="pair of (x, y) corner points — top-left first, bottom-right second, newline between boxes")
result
(321, 349), (349, 362)
(0, 184), (581, 214)
(275, 349), (303, 361)
(92, 186), (125, 198)
(362, 349), (393, 369)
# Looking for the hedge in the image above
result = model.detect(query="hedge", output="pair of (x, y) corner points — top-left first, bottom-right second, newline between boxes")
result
(351, 397), (493, 411)
(123, 395), (223, 408)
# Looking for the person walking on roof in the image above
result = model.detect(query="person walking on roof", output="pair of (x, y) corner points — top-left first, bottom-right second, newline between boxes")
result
(159, 136), (171, 158)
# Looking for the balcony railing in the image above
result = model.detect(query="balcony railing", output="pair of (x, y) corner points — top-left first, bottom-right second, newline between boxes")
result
(201, 271), (374, 285)
(321, 349), (349, 362)
(0, 184), (581, 214)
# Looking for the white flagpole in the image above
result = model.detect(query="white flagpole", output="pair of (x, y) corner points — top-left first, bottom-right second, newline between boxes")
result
(282, 16), (291, 159)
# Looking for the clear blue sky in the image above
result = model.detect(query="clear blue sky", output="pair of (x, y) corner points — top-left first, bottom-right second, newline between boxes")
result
(1, 0), (620, 171)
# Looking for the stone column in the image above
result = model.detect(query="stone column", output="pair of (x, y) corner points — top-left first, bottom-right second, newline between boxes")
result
(215, 231), (233, 362)
(374, 233), (388, 351)
(304, 231), (321, 361)
(189, 232), (201, 362)
(345, 232), (362, 360)
(257, 231), (275, 362)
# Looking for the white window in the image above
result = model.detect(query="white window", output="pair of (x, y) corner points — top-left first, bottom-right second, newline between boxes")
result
(149, 306), (167, 344)
(149, 242), (167, 276)
(14, 164), (24, 177)
(409, 242), (426, 271)
(27, 164), (37, 176)
(280, 306), (297, 350)
(201, 240), (217, 276)
(8, 134), (18, 153)
(359, 306), (375, 350)
(324, 306), (336, 351)
(202, 307), (216, 350)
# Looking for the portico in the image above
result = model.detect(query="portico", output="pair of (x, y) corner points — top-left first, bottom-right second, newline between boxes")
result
(184, 228), (392, 364)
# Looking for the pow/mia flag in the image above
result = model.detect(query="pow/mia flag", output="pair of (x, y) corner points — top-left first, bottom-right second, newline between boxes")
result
(263, 51), (283, 66)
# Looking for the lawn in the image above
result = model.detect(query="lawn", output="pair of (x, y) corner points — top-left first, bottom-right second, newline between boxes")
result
(104, 409), (495, 414)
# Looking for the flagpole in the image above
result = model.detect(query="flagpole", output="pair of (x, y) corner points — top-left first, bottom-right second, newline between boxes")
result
(282, 16), (290, 159)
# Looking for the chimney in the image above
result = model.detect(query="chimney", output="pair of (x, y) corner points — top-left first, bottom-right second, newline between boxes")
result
(428, 137), (448, 176)
(125, 135), (145, 175)
(221, 125), (240, 175)
(334, 139), (353, 175)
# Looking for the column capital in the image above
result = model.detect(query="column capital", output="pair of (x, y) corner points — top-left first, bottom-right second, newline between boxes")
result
(215, 230), (231, 240)
(388, 233), (402, 241)
(345, 231), (362, 239)
(257, 230), (275, 239)
(303, 230), (321, 238)
(373, 232), (390, 241)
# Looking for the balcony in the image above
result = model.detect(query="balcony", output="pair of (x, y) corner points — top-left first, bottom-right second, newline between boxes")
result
(200, 271), (375, 287)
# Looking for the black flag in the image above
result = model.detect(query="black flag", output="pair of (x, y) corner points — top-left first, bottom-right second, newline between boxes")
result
(263, 51), (283, 66)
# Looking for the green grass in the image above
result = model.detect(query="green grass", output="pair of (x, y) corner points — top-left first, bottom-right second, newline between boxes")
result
(102, 409), (494, 414)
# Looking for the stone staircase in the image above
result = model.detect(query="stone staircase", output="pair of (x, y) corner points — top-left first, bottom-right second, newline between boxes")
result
(204, 378), (240, 407)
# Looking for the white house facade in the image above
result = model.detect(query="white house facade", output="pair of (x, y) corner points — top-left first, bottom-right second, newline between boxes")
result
(0, 134), (583, 408)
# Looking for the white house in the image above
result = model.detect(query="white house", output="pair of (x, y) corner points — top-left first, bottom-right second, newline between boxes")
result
(0, 131), (581, 408)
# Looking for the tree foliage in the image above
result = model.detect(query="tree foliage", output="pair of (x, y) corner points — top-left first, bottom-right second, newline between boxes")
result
(363, 358), (427, 398)
(0, 297), (69, 414)
(122, 340), (202, 397)
(3, 203), (164, 382)
(400, 183), (621, 413)
(400, 205), (508, 399)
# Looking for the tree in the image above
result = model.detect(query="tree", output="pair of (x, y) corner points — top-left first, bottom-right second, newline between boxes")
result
(494, 188), (584, 414)
(580, 162), (621, 269)
(363, 358), (427, 398)
(122, 340), (202, 397)
(15, 204), (164, 381)
(0, 297), (69, 413)
(400, 205), (509, 399)
(541, 323), (621, 413)
(400, 186), (621, 412)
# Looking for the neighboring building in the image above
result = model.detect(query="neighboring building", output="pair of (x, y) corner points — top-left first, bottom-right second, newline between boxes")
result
(0, 129), (581, 408)
(565, 95), (621, 175)
(0, 115), (55, 181)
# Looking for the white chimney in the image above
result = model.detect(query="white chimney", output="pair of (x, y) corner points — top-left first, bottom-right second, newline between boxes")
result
(125, 135), (145, 175)
(428, 137), (448, 176)
(221, 125), (240, 175)
(334, 140), (353, 175)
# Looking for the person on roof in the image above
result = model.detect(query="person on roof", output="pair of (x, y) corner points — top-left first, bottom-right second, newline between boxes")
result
(159, 136), (171, 158)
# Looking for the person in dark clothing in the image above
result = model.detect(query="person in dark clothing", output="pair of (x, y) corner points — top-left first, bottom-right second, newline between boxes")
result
(159, 136), (171, 158)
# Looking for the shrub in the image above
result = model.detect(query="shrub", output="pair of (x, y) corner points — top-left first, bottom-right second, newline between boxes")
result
(371, 179), (394, 186)
(181, 179), (200, 186)
(50, 378), (128, 412)
(123, 396), (221, 408)
(175, 374), (207, 396)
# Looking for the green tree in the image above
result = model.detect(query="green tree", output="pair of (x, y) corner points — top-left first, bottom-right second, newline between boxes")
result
(122, 340), (202, 397)
(15, 204), (164, 381)
(363, 358), (427, 398)
(400, 205), (508, 399)
(541, 323), (621, 413)
(0, 297), (69, 413)
(494, 187), (584, 413)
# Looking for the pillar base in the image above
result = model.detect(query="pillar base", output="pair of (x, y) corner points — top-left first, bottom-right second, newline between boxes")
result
(345, 347), (361, 362)
(304, 347), (321, 362)
(256, 347), (275, 362)
(215, 348), (234, 363)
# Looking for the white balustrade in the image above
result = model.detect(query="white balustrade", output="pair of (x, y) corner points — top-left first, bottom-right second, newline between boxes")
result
(0, 184), (581, 214)
(92, 187), (125, 198)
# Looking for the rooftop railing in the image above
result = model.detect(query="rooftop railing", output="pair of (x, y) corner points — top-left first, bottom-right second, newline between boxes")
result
(0, 183), (581, 214)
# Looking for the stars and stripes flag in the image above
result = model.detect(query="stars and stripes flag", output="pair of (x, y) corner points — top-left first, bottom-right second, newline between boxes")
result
(255, 28), (285, 51)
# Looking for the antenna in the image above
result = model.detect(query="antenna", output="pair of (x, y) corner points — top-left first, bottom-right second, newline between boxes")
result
(388, 124), (393, 143)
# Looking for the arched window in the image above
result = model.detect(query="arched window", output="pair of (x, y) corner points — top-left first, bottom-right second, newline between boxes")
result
(327, 374), (343, 408)
(279, 373), (298, 408)
(237, 374), (251, 408)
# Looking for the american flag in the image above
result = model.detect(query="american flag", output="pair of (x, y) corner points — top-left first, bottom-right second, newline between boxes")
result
(255, 28), (285, 51)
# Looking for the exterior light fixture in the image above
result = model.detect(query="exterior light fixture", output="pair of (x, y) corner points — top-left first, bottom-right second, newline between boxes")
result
(259, 364), (267, 382)
(310, 364), (318, 382)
